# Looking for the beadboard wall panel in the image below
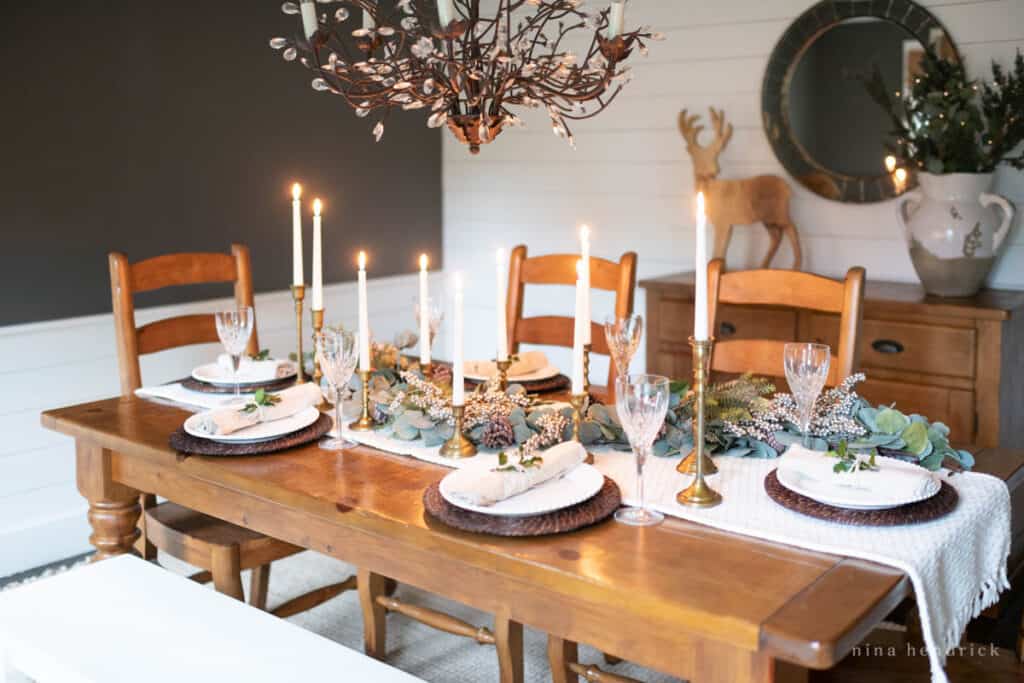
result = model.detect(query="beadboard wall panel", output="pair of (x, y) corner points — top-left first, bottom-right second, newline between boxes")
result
(442, 0), (1024, 380)
(0, 274), (427, 578)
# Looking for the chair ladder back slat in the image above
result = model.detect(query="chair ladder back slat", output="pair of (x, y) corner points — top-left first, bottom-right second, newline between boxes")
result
(108, 244), (259, 395)
(707, 259), (866, 386)
(505, 245), (637, 388)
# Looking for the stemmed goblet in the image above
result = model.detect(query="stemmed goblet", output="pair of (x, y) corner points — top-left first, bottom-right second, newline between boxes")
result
(317, 328), (360, 450)
(214, 306), (255, 399)
(783, 343), (831, 448)
(604, 314), (643, 377)
(614, 373), (671, 526)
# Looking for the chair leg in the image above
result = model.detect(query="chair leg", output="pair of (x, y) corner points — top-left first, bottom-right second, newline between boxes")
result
(136, 494), (158, 561)
(249, 564), (270, 610)
(547, 635), (578, 683)
(358, 568), (389, 660)
(494, 608), (523, 683)
(210, 546), (245, 601)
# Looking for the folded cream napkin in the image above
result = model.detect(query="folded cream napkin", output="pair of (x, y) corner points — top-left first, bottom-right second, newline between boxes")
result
(443, 440), (586, 507)
(464, 351), (549, 380)
(779, 444), (937, 502)
(195, 383), (322, 436)
(216, 354), (294, 381)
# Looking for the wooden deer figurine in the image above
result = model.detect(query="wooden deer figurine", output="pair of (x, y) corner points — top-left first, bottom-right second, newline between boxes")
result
(679, 108), (802, 270)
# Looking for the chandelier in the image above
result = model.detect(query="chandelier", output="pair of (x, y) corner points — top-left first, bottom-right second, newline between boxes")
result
(270, 0), (660, 153)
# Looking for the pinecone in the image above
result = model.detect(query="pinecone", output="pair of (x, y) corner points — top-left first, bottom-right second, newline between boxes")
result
(481, 415), (516, 449)
(431, 363), (453, 386)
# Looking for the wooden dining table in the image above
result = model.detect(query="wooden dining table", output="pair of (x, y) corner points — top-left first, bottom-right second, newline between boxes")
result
(42, 393), (1024, 683)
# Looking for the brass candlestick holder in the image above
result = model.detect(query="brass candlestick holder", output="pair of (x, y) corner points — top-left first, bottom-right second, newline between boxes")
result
(348, 369), (374, 431)
(582, 344), (592, 396)
(440, 404), (477, 458)
(310, 308), (332, 411)
(495, 358), (511, 391)
(569, 393), (596, 465)
(290, 284), (307, 384)
(420, 362), (433, 380)
(676, 337), (722, 508)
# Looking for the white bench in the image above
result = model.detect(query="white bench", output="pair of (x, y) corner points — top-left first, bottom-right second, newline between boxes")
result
(0, 555), (422, 683)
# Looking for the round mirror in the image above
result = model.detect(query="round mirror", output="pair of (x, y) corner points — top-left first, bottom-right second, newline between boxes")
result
(763, 0), (959, 203)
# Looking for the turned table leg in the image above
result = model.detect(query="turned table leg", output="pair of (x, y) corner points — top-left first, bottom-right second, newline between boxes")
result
(358, 568), (389, 660)
(494, 608), (524, 683)
(76, 443), (140, 561)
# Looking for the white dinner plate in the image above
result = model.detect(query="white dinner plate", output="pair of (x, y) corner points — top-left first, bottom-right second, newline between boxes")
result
(439, 463), (604, 517)
(191, 360), (297, 386)
(463, 364), (561, 383)
(775, 461), (941, 510)
(183, 406), (321, 444)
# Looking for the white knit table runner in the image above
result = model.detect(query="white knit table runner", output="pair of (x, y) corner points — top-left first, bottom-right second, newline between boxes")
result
(341, 427), (1011, 682)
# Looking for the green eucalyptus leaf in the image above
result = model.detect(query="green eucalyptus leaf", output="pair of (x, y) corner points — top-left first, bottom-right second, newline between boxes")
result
(919, 450), (945, 471)
(875, 407), (911, 435)
(901, 421), (930, 455)
(421, 428), (448, 448)
(513, 423), (535, 444)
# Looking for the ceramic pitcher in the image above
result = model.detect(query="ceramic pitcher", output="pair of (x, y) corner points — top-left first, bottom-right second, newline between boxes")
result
(898, 172), (1015, 297)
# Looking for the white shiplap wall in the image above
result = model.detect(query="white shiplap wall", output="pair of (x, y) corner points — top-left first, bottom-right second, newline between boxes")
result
(442, 0), (1024, 380)
(0, 275), (426, 578)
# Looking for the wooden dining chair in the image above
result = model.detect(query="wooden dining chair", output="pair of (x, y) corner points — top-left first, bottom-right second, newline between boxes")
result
(506, 244), (638, 389)
(109, 245), (355, 615)
(707, 258), (866, 385)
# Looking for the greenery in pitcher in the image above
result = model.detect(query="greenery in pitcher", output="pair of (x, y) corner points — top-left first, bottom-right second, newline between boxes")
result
(863, 49), (1024, 173)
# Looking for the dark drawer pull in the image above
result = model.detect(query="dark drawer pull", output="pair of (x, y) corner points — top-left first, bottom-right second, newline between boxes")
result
(719, 321), (737, 338)
(871, 339), (904, 354)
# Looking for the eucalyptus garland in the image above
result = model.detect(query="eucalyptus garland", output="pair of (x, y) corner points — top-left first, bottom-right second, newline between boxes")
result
(356, 369), (973, 472)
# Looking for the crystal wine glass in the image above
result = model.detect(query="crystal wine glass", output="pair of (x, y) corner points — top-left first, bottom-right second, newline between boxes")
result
(614, 373), (671, 527)
(413, 296), (444, 354)
(214, 306), (255, 398)
(783, 343), (831, 448)
(604, 314), (643, 377)
(317, 328), (360, 450)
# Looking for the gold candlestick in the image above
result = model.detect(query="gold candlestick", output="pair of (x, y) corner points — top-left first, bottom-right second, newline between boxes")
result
(291, 284), (307, 384)
(582, 343), (592, 396)
(310, 308), (332, 411)
(677, 337), (722, 508)
(348, 369), (374, 431)
(495, 358), (512, 391)
(569, 392), (595, 464)
(420, 362), (433, 380)
(440, 404), (477, 458)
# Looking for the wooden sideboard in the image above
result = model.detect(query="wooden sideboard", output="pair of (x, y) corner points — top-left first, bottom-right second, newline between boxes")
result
(641, 272), (1024, 449)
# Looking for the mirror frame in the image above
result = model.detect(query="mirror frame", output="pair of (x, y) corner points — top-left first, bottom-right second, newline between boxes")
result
(762, 0), (959, 203)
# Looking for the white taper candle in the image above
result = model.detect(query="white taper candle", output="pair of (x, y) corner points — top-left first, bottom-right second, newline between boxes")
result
(452, 272), (465, 405)
(571, 260), (585, 395)
(437, 0), (456, 27)
(357, 251), (371, 370)
(607, 1), (625, 39)
(292, 183), (304, 286)
(694, 191), (709, 341)
(496, 248), (509, 362)
(311, 199), (323, 310)
(419, 254), (431, 366)
(579, 225), (591, 345)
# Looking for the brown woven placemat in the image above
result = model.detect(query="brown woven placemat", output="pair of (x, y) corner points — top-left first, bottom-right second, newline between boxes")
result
(423, 476), (620, 537)
(464, 373), (571, 394)
(169, 413), (332, 456)
(180, 374), (298, 394)
(764, 469), (958, 526)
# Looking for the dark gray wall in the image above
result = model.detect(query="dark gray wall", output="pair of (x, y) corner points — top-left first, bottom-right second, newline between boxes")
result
(0, 2), (442, 326)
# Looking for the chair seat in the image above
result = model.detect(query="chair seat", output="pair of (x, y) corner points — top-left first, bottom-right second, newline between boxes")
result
(145, 502), (301, 570)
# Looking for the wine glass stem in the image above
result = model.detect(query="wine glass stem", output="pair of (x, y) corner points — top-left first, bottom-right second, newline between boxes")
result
(635, 446), (646, 512)
(800, 402), (812, 447)
(231, 354), (241, 398)
(335, 388), (344, 443)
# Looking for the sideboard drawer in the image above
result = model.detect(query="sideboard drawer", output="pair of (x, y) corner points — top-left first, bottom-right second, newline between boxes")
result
(857, 378), (974, 445)
(808, 316), (976, 379)
(713, 305), (797, 341)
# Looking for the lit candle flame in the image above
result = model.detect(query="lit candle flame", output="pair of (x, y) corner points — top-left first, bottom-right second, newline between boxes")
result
(419, 253), (428, 270)
(894, 168), (907, 183)
(358, 250), (367, 270)
(884, 155), (897, 173)
(292, 183), (302, 200)
(579, 224), (591, 243)
(313, 198), (322, 216)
